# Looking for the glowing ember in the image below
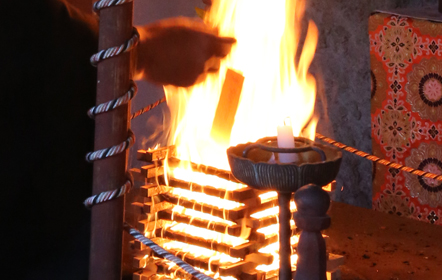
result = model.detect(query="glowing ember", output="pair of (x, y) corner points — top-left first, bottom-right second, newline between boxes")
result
(168, 188), (244, 210)
(168, 223), (248, 247)
(164, 0), (318, 169)
(161, 240), (241, 264)
(256, 220), (295, 238)
(171, 205), (236, 226)
(251, 201), (297, 219)
(258, 191), (278, 203)
(256, 236), (300, 273)
(255, 254), (298, 273)
(171, 168), (247, 191)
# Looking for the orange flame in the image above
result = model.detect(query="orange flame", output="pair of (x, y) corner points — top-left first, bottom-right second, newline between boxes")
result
(164, 0), (318, 169)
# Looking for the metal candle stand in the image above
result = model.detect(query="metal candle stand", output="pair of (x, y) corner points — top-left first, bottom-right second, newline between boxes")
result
(227, 137), (342, 280)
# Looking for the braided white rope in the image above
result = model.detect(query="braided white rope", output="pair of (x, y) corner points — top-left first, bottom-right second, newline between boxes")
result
(86, 130), (135, 162)
(90, 28), (139, 66)
(93, 0), (133, 12)
(88, 81), (137, 118)
(125, 224), (216, 280)
(84, 174), (133, 208)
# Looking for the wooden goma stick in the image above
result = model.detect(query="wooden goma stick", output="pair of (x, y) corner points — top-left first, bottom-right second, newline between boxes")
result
(210, 68), (244, 146)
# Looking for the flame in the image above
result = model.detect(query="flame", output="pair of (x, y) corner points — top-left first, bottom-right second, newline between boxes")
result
(171, 168), (247, 191)
(168, 223), (247, 247)
(171, 205), (236, 226)
(251, 201), (296, 219)
(169, 188), (244, 210)
(143, 0), (320, 276)
(164, 0), (318, 169)
(256, 220), (295, 238)
(256, 236), (300, 273)
(161, 240), (241, 265)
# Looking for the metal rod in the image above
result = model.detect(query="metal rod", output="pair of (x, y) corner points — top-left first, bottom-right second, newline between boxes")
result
(89, 2), (133, 280)
(278, 192), (293, 280)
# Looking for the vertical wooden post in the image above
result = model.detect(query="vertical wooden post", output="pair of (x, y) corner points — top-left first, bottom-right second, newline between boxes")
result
(293, 184), (331, 280)
(278, 192), (293, 280)
(89, 3), (133, 280)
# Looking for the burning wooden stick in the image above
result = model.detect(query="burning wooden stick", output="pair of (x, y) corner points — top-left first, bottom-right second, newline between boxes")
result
(210, 68), (244, 146)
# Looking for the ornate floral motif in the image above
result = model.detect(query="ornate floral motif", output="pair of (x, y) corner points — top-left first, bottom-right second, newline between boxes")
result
(406, 57), (442, 122)
(405, 142), (442, 208)
(371, 13), (442, 225)
(381, 26), (415, 64)
(413, 18), (442, 37)
(378, 110), (411, 151)
(374, 192), (412, 217)
(427, 210), (439, 224)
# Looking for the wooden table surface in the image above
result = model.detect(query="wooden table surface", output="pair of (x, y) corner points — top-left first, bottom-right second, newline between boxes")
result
(325, 202), (442, 280)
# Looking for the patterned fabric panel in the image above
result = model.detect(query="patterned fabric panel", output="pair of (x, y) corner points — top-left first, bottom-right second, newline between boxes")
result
(370, 12), (442, 224)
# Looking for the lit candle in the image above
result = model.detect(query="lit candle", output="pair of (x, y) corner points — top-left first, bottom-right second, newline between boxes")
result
(277, 118), (298, 163)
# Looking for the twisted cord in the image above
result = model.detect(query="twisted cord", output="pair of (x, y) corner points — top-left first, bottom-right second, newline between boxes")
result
(315, 133), (442, 182)
(125, 224), (216, 280)
(88, 81), (137, 118)
(86, 130), (135, 162)
(90, 27), (139, 66)
(84, 173), (133, 208)
(93, 0), (133, 12)
(131, 96), (166, 120)
(86, 0), (139, 209)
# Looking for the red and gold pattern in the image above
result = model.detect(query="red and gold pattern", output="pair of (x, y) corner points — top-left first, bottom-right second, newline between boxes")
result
(370, 13), (442, 224)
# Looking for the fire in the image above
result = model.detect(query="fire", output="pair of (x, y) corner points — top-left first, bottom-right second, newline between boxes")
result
(169, 188), (244, 210)
(251, 201), (297, 220)
(139, 0), (321, 278)
(164, 0), (318, 169)
(171, 205), (236, 226)
(171, 168), (247, 191)
(167, 223), (248, 247)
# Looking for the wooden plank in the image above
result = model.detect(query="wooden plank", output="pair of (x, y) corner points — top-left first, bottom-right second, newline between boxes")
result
(167, 157), (239, 182)
(140, 184), (170, 197)
(153, 238), (222, 273)
(210, 68), (244, 146)
(218, 261), (254, 277)
(229, 241), (259, 258)
(138, 218), (173, 233)
(158, 210), (244, 237)
(160, 176), (255, 202)
(133, 254), (148, 269)
(154, 228), (241, 257)
(241, 269), (266, 280)
(244, 253), (273, 265)
(137, 146), (176, 162)
(161, 193), (248, 221)
(133, 240), (147, 251)
(132, 263), (158, 279)
(143, 201), (174, 214)
(140, 162), (164, 178)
